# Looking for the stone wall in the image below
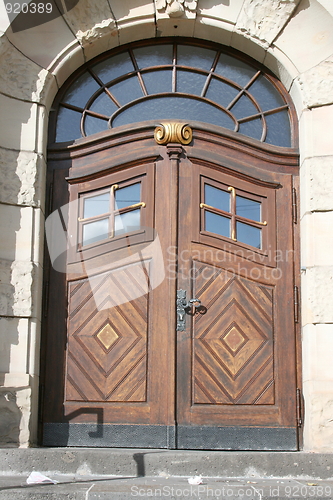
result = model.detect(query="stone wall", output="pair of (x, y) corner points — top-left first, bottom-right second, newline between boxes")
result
(0, 0), (332, 450)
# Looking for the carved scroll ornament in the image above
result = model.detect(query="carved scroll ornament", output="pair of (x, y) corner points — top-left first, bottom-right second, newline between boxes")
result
(154, 122), (193, 145)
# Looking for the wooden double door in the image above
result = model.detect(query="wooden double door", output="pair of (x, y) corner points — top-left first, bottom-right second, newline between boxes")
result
(41, 126), (300, 449)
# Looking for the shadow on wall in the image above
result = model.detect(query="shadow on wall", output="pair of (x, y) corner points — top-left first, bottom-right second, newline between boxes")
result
(0, 175), (23, 446)
(0, 389), (22, 447)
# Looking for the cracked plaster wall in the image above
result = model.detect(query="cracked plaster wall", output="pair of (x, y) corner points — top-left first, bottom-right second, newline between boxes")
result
(0, 0), (332, 450)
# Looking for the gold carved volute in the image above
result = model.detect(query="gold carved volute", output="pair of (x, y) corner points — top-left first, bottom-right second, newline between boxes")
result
(154, 122), (193, 145)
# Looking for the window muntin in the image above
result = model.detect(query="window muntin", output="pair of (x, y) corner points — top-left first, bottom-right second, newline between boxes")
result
(53, 41), (294, 148)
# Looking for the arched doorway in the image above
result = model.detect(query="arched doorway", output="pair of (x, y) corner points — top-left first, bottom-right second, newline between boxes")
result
(40, 39), (301, 450)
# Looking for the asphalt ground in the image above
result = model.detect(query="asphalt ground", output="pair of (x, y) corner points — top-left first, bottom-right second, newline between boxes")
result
(0, 475), (333, 499)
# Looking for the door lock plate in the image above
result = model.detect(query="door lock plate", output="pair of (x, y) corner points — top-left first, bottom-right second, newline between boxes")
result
(176, 289), (201, 331)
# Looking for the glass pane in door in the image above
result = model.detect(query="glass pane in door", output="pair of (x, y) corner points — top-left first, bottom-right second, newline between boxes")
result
(205, 211), (230, 237)
(83, 192), (110, 218)
(83, 218), (109, 245)
(205, 184), (230, 212)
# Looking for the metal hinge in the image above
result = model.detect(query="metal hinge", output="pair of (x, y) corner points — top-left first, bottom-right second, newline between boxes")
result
(292, 188), (297, 224)
(296, 388), (303, 427)
(294, 285), (299, 323)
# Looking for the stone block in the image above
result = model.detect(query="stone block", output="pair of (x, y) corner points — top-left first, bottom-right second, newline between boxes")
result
(303, 380), (333, 451)
(0, 259), (34, 317)
(0, 377), (31, 447)
(301, 212), (333, 268)
(296, 55), (333, 108)
(198, 0), (245, 25)
(112, 0), (155, 23)
(36, 104), (48, 157)
(28, 374), (39, 445)
(31, 264), (43, 321)
(48, 41), (85, 89)
(302, 324), (333, 383)
(6, 15), (76, 69)
(289, 77), (305, 118)
(194, 16), (233, 46)
(27, 319), (41, 377)
(300, 156), (333, 214)
(0, 96), (37, 152)
(0, 317), (29, 374)
(0, 149), (45, 208)
(230, 30), (266, 63)
(236, 0), (300, 47)
(118, 20), (156, 46)
(274, 0), (333, 74)
(0, 35), (57, 106)
(0, 388), (22, 447)
(264, 46), (299, 94)
(299, 106), (333, 161)
(61, 0), (119, 61)
(62, 0), (115, 42)
(0, 205), (34, 262)
(301, 266), (333, 326)
(32, 209), (45, 266)
(157, 17), (195, 37)
(83, 27), (119, 62)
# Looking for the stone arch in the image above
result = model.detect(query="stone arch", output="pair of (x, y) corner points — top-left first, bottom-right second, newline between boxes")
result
(1, 0), (333, 450)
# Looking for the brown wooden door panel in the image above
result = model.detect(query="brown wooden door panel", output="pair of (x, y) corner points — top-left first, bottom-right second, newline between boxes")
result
(42, 128), (299, 449)
(176, 155), (297, 447)
(66, 265), (149, 404)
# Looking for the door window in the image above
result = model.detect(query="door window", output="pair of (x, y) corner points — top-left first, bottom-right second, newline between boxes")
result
(78, 181), (144, 248)
(199, 175), (272, 256)
(67, 164), (154, 264)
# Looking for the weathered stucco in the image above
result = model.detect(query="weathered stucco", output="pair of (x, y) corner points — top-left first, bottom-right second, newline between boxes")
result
(61, 0), (117, 46)
(0, 260), (34, 318)
(0, 149), (44, 207)
(236, 0), (301, 47)
(297, 55), (333, 108)
(0, 36), (56, 104)
(0, 0), (332, 450)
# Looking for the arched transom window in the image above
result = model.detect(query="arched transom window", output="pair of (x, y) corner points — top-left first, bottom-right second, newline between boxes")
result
(52, 39), (296, 148)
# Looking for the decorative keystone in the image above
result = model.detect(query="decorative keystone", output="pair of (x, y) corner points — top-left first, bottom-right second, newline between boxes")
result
(155, 0), (197, 18)
(154, 122), (193, 145)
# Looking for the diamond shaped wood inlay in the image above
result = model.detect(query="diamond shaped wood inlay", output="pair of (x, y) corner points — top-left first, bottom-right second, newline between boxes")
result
(96, 323), (119, 350)
(222, 325), (247, 353)
(193, 262), (274, 404)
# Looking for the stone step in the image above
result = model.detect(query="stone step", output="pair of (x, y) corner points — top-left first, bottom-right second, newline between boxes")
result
(1, 449), (333, 479)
